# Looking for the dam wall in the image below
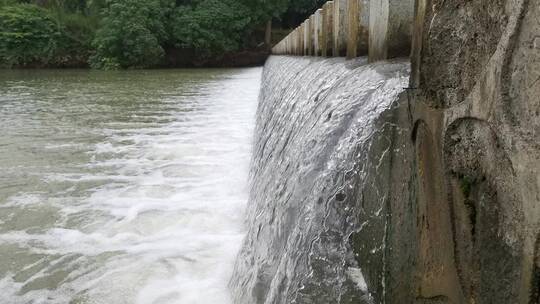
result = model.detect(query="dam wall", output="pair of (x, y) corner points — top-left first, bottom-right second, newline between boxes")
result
(232, 0), (540, 303)
(230, 55), (411, 304)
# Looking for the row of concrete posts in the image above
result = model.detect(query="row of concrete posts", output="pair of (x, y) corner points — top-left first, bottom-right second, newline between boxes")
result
(271, 0), (414, 62)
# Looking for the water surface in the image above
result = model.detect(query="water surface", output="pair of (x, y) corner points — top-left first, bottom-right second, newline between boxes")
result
(0, 68), (261, 304)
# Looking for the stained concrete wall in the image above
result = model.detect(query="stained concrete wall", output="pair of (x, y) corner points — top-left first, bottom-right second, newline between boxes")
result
(401, 0), (540, 303)
(350, 1), (540, 300)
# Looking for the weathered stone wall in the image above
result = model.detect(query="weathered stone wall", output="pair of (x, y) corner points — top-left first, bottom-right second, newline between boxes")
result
(345, 0), (540, 303)
(400, 0), (540, 303)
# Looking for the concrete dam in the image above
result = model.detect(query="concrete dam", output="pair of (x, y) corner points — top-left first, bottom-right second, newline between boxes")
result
(230, 0), (540, 303)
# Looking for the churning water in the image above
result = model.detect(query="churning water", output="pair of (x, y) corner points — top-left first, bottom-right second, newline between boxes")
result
(0, 68), (261, 304)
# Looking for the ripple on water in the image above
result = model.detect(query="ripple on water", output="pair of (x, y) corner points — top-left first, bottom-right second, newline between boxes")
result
(0, 68), (261, 304)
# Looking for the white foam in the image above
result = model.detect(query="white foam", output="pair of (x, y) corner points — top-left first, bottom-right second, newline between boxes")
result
(0, 68), (261, 303)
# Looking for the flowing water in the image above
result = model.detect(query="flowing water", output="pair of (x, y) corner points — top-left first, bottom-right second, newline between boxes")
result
(0, 68), (261, 304)
(231, 56), (409, 304)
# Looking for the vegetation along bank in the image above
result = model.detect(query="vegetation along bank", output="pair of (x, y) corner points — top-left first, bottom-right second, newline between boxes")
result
(0, 0), (325, 69)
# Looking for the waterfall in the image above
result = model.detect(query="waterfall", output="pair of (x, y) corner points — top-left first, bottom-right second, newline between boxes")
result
(230, 56), (410, 304)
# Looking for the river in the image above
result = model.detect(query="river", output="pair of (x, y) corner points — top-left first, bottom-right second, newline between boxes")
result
(0, 68), (261, 304)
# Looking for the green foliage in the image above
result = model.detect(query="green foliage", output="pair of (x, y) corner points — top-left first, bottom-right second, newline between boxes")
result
(243, 0), (289, 21)
(52, 10), (96, 65)
(0, 0), (321, 68)
(0, 4), (62, 67)
(170, 0), (252, 58)
(0, 0), (20, 7)
(288, 0), (325, 14)
(0, 3), (97, 67)
(90, 0), (172, 69)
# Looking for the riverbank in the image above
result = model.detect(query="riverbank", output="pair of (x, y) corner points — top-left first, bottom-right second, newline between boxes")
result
(0, 2), (295, 70)
(4, 47), (270, 69)
(162, 47), (270, 68)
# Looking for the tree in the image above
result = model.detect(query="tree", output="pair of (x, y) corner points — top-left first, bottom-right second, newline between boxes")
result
(241, 0), (322, 47)
(237, 0), (288, 48)
(288, 0), (325, 14)
(1, 0), (329, 68)
(169, 0), (252, 58)
(90, 0), (172, 69)
(0, 4), (61, 67)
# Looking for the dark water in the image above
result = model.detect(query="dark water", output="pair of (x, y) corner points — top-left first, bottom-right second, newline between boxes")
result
(0, 68), (261, 304)
(231, 56), (410, 304)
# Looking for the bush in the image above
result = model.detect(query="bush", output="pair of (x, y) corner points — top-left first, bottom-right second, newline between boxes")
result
(50, 10), (97, 66)
(0, 3), (96, 67)
(90, 0), (172, 69)
(0, 4), (62, 67)
(170, 0), (252, 58)
(0, 0), (321, 69)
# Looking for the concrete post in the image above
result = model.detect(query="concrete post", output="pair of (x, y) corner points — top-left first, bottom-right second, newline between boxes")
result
(301, 25), (304, 56)
(291, 31), (295, 55)
(304, 19), (310, 55)
(333, 0), (348, 56)
(309, 15), (315, 56)
(321, 5), (328, 57)
(346, 0), (370, 59)
(290, 32), (293, 55)
(292, 30), (295, 55)
(316, 9), (324, 56)
(301, 24), (306, 56)
(298, 27), (302, 56)
(312, 11), (320, 56)
(322, 2), (334, 57)
(297, 27), (302, 55)
(292, 29), (296, 55)
(347, 0), (359, 58)
(368, 0), (414, 62)
(294, 29), (297, 55)
(287, 31), (291, 55)
(302, 22), (307, 55)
